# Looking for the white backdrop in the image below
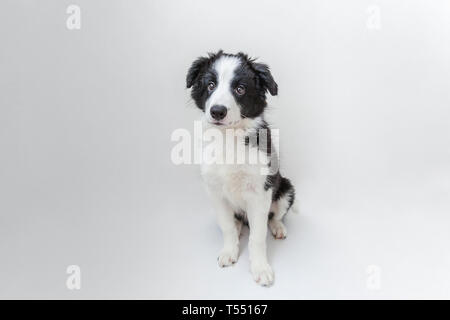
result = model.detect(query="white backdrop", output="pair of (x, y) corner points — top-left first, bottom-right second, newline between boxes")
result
(1, 0), (449, 299)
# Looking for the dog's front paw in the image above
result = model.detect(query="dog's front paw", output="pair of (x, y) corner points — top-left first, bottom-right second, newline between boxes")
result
(217, 247), (239, 267)
(251, 261), (274, 286)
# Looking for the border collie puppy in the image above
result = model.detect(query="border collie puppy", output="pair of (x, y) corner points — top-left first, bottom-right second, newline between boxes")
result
(186, 51), (295, 286)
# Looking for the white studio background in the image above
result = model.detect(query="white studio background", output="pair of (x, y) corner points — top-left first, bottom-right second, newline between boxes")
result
(0, 0), (449, 299)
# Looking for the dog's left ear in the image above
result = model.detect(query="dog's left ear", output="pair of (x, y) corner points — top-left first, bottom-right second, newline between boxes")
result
(253, 62), (278, 96)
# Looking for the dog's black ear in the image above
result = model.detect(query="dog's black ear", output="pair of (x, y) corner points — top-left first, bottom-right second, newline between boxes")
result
(253, 62), (278, 96)
(186, 51), (223, 89)
(186, 56), (209, 89)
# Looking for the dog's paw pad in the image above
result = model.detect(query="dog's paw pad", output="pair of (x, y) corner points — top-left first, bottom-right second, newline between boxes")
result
(217, 249), (238, 267)
(251, 262), (274, 286)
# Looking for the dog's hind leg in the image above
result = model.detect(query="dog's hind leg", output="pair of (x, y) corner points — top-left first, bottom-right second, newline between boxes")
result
(268, 177), (295, 239)
(268, 203), (288, 239)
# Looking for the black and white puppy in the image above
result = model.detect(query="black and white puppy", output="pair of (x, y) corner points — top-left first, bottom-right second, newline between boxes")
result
(186, 51), (295, 286)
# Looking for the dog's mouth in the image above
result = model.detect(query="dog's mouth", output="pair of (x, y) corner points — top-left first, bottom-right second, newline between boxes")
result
(208, 119), (244, 128)
(209, 120), (226, 126)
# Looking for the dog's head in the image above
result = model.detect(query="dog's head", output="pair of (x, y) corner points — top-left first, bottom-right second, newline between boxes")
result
(186, 51), (277, 128)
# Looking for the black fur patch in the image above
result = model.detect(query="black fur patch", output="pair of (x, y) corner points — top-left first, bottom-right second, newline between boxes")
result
(265, 172), (295, 207)
(234, 211), (249, 226)
(244, 120), (271, 153)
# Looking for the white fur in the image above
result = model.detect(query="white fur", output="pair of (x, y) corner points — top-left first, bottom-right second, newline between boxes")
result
(205, 56), (242, 126)
(268, 196), (290, 239)
(201, 122), (274, 285)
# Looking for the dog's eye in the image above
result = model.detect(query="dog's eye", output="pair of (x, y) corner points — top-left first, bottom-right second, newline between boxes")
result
(235, 85), (246, 96)
(207, 81), (216, 92)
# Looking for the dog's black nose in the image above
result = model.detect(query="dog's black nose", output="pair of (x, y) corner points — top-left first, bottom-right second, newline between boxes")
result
(210, 105), (227, 120)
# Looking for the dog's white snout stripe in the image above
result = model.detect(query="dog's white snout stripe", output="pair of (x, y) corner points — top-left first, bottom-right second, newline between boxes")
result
(205, 56), (242, 124)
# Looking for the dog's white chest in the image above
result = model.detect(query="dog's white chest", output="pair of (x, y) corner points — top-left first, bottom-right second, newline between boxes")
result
(202, 163), (260, 210)
(200, 136), (267, 211)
